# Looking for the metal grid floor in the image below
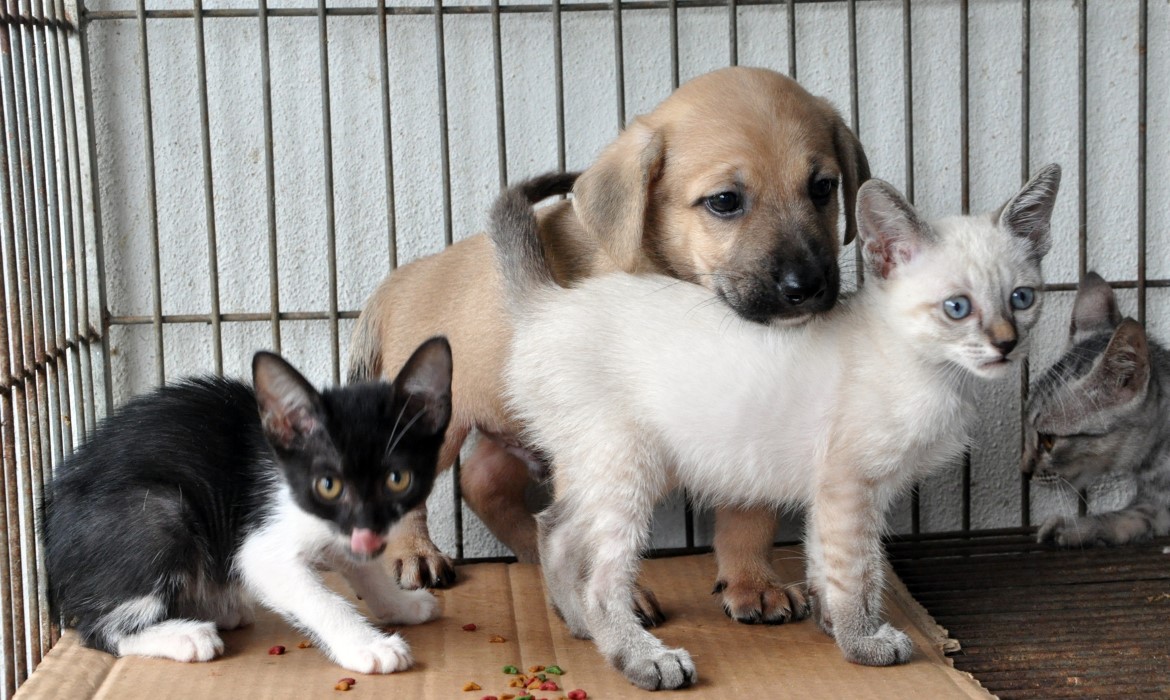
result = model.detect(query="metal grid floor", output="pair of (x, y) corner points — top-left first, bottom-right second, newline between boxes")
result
(890, 530), (1170, 699)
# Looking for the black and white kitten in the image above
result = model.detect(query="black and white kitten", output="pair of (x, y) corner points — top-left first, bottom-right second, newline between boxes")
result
(1024, 273), (1170, 546)
(45, 338), (453, 674)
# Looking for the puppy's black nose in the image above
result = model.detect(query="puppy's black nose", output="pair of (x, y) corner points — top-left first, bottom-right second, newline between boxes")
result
(777, 271), (826, 306)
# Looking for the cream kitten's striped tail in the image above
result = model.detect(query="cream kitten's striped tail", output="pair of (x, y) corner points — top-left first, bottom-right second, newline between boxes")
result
(488, 171), (579, 312)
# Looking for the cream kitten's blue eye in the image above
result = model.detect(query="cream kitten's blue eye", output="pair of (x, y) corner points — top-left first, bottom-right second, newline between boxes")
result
(943, 296), (972, 320)
(1011, 287), (1035, 310)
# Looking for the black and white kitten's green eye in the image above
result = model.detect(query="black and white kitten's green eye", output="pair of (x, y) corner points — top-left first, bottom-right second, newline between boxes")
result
(1038, 433), (1055, 453)
(943, 295), (972, 320)
(386, 470), (412, 493)
(315, 475), (343, 501)
(704, 191), (743, 217)
(1010, 287), (1036, 310)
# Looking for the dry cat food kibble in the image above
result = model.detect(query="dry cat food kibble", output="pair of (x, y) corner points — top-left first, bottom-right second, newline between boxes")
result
(297, 640), (312, 649)
(502, 665), (520, 674)
(544, 665), (564, 675)
(338, 678), (356, 686)
(539, 680), (559, 691)
(462, 622), (478, 631)
(489, 634), (507, 643)
(527, 665), (545, 673)
(463, 681), (483, 691)
(567, 690), (588, 700)
(334, 680), (351, 692)
(267, 645), (285, 656)
(479, 696), (500, 700)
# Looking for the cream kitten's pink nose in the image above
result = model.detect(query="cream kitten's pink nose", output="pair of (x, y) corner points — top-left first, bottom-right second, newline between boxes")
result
(350, 528), (385, 555)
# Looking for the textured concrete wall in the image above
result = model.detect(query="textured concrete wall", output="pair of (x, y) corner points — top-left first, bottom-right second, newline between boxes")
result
(83, 0), (1170, 556)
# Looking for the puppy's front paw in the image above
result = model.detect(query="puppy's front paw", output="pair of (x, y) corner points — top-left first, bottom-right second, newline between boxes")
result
(715, 574), (810, 625)
(391, 546), (456, 589)
(333, 633), (413, 674)
(839, 623), (913, 666)
(370, 588), (439, 626)
(615, 647), (696, 691)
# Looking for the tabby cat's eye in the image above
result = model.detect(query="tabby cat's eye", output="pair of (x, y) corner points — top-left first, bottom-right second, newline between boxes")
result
(1010, 287), (1036, 310)
(315, 475), (343, 501)
(1039, 433), (1055, 453)
(386, 470), (412, 493)
(943, 295), (972, 320)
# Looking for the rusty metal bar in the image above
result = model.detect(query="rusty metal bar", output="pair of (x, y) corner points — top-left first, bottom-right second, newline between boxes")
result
(192, 0), (223, 375)
(376, 0), (398, 269)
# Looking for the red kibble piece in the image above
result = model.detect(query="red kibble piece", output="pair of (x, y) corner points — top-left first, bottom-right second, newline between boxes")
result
(268, 645), (286, 655)
(462, 622), (478, 631)
(539, 680), (559, 691)
(338, 678), (356, 686)
(567, 690), (588, 700)
(480, 697), (499, 700)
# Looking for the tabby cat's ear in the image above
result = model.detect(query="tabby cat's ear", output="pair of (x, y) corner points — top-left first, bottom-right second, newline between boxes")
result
(253, 351), (326, 450)
(1095, 319), (1151, 405)
(1070, 271), (1122, 343)
(998, 163), (1060, 261)
(855, 179), (933, 280)
(392, 336), (453, 438)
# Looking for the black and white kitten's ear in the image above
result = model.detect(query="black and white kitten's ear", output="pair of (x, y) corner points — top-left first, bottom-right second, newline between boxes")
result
(253, 351), (326, 450)
(856, 179), (932, 279)
(392, 336), (453, 437)
(997, 163), (1060, 260)
(1070, 271), (1122, 342)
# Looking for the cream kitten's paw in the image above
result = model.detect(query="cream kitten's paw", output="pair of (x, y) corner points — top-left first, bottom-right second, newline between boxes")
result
(839, 623), (913, 666)
(116, 619), (224, 662)
(716, 575), (810, 625)
(334, 633), (413, 674)
(370, 588), (439, 626)
(616, 646), (697, 691)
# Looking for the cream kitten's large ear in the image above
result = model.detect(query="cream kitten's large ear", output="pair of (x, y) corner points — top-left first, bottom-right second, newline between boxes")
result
(253, 351), (326, 450)
(856, 179), (932, 279)
(1070, 271), (1123, 343)
(998, 163), (1061, 260)
(392, 336), (453, 437)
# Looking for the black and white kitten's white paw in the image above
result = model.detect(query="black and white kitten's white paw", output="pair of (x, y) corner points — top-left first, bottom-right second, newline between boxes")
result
(839, 623), (913, 666)
(368, 588), (440, 626)
(116, 619), (224, 662)
(332, 633), (413, 674)
(613, 645), (697, 691)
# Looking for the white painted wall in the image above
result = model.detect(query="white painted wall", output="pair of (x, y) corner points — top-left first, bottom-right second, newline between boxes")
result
(81, 0), (1170, 556)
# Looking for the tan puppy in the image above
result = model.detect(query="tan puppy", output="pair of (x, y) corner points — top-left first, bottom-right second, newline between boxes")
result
(350, 66), (870, 624)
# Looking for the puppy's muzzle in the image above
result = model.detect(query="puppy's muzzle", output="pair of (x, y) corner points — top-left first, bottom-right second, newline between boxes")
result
(777, 268), (828, 307)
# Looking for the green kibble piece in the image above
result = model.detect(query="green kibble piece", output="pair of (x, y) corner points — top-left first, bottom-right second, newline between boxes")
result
(536, 673), (547, 681)
(516, 696), (534, 700)
(502, 665), (520, 675)
(545, 666), (564, 675)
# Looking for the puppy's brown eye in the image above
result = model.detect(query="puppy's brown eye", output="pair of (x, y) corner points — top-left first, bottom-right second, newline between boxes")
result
(704, 191), (742, 217)
(809, 177), (836, 204)
(1039, 434), (1055, 452)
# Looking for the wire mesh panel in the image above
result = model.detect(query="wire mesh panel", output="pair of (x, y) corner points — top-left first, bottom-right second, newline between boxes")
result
(0, 1), (106, 695)
(1, 0), (1167, 695)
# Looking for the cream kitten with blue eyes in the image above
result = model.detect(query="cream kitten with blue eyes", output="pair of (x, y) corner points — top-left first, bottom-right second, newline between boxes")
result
(490, 166), (1060, 690)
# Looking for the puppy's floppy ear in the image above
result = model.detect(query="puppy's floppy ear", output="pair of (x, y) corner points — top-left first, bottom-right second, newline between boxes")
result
(831, 114), (871, 246)
(253, 351), (326, 450)
(572, 118), (666, 271)
(392, 336), (453, 438)
(856, 179), (932, 280)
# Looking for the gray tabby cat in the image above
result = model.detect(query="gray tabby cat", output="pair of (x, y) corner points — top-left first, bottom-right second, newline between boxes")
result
(1023, 271), (1170, 546)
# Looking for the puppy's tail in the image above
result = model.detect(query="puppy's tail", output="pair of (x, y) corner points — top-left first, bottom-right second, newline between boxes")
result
(488, 171), (579, 312)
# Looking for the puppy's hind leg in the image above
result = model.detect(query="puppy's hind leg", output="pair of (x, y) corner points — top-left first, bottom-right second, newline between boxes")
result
(461, 435), (541, 562)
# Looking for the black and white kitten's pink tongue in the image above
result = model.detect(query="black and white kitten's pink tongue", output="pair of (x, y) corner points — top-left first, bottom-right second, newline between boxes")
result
(350, 528), (385, 556)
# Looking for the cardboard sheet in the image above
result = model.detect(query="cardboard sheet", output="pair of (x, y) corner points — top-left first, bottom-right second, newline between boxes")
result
(16, 550), (993, 699)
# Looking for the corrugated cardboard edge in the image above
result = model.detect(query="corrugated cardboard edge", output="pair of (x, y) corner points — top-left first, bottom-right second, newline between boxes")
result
(884, 563), (998, 700)
(13, 633), (114, 700)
